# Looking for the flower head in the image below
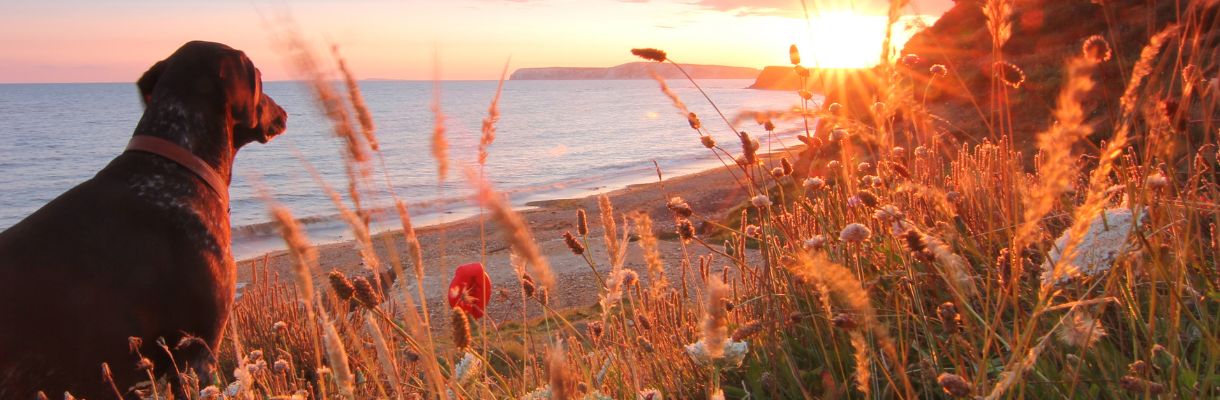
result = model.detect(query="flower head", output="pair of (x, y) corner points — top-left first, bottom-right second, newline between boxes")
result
(839, 223), (872, 243)
(929, 64), (948, 78)
(803, 177), (826, 190)
(750, 194), (772, 208)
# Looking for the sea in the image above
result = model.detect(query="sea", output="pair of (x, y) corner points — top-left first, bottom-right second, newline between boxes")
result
(0, 79), (809, 259)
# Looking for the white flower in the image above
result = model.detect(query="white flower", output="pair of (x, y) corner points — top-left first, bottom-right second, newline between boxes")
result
(1057, 308), (1107, 348)
(1145, 173), (1168, 190)
(750, 194), (772, 208)
(199, 386), (221, 400)
(857, 162), (872, 172)
(1041, 208), (1141, 285)
(454, 351), (483, 385)
(829, 126), (848, 141)
(685, 339), (749, 368)
(224, 381), (242, 397)
(839, 223), (872, 243)
(803, 177), (826, 190)
(802, 235), (827, 250)
(872, 205), (903, 222)
(744, 225), (762, 238)
(891, 146), (905, 156)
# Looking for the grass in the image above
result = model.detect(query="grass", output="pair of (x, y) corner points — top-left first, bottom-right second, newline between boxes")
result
(90, 1), (1220, 399)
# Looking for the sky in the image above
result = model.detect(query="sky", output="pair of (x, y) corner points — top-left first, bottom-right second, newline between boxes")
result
(0, 0), (953, 83)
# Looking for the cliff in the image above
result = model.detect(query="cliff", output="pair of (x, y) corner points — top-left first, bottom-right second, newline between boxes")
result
(509, 62), (759, 80)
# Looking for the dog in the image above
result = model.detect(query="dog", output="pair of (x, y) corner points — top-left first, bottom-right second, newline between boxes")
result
(0, 41), (286, 398)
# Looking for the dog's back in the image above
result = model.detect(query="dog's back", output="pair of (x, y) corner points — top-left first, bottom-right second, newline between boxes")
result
(0, 151), (234, 397)
(0, 40), (284, 398)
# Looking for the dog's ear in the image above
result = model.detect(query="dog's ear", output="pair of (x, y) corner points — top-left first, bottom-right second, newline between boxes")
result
(137, 60), (166, 107)
(222, 53), (262, 129)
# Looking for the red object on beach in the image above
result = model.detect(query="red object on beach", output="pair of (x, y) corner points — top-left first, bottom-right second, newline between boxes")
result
(448, 262), (492, 319)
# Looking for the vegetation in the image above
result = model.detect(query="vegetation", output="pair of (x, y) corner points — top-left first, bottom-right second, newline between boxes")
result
(114, 0), (1220, 398)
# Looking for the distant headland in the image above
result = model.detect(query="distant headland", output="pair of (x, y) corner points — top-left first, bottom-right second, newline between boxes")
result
(509, 62), (759, 80)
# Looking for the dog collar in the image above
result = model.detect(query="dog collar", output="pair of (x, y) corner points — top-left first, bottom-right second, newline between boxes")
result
(125, 135), (229, 204)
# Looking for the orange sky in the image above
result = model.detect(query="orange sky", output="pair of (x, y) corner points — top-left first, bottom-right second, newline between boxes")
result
(0, 0), (952, 83)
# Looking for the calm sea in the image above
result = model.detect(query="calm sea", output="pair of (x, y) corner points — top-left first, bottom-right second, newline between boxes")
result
(0, 79), (807, 259)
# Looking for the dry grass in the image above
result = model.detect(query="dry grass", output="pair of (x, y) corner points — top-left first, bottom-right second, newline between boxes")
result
(88, 3), (1220, 399)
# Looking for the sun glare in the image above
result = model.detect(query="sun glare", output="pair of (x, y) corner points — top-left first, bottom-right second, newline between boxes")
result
(794, 12), (930, 69)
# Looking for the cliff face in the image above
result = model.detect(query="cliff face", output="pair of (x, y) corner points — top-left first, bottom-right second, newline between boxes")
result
(509, 62), (759, 80)
(897, 0), (1192, 140)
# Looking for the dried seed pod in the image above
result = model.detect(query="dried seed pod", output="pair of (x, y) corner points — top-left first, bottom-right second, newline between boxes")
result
(328, 270), (355, 301)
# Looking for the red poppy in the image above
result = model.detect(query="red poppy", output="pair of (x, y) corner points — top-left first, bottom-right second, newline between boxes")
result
(448, 262), (492, 319)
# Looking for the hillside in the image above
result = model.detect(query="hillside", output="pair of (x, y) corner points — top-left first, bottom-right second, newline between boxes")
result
(509, 62), (759, 80)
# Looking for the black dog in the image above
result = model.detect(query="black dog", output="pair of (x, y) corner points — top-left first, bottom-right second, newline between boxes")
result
(0, 41), (286, 398)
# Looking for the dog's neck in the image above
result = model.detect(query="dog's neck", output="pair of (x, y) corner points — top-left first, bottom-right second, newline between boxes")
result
(132, 99), (236, 185)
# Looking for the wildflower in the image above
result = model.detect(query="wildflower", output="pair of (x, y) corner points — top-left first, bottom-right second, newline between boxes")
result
(803, 177), (826, 190)
(667, 196), (693, 217)
(638, 388), (663, 400)
(562, 231), (585, 255)
(699, 135), (715, 148)
(914, 146), (930, 158)
(764, 120), (775, 131)
(750, 194), (772, 208)
(840, 223), (871, 243)
(249, 350), (263, 361)
(328, 270), (355, 300)
(937, 373), (972, 397)
(891, 146), (905, 156)
(199, 386), (221, 399)
(827, 102), (842, 114)
(1082, 34), (1112, 62)
(453, 351), (484, 384)
(873, 102), (886, 114)
(799, 90), (813, 100)
(272, 321), (288, 333)
(576, 209), (589, 236)
(827, 160), (841, 170)
(684, 339), (749, 368)
(802, 235), (827, 250)
(224, 382), (242, 397)
(630, 48), (667, 62)
(946, 191), (962, 203)
(1041, 208), (1140, 285)
(901, 53), (922, 67)
(929, 64), (948, 78)
(847, 195), (862, 208)
(770, 167), (785, 178)
(1057, 308), (1106, 348)
(676, 219), (696, 241)
(789, 44), (801, 65)
(739, 131), (760, 163)
(352, 276), (382, 305)
(872, 205), (903, 222)
(857, 162), (872, 172)
(993, 61), (1026, 88)
(274, 359), (290, 374)
(744, 225), (762, 238)
(617, 269), (639, 287)
(780, 157), (793, 176)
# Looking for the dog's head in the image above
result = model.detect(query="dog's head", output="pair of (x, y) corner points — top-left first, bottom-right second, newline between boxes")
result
(137, 41), (286, 149)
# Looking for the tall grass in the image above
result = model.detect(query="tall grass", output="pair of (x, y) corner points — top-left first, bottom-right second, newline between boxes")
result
(100, 2), (1220, 399)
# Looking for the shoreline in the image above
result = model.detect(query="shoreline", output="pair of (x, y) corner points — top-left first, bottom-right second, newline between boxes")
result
(231, 146), (795, 324)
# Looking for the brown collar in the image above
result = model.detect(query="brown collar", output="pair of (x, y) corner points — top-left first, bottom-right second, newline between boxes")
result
(125, 135), (229, 204)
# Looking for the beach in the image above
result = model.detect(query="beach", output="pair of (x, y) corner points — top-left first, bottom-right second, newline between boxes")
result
(233, 159), (763, 325)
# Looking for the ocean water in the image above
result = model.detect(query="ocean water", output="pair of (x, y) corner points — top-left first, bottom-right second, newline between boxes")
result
(0, 79), (808, 258)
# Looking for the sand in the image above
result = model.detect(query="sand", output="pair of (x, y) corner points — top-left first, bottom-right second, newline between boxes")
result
(234, 160), (767, 326)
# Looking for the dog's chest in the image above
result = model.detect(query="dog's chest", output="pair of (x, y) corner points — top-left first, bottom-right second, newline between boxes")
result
(127, 158), (229, 258)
